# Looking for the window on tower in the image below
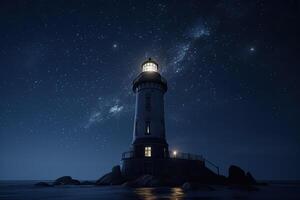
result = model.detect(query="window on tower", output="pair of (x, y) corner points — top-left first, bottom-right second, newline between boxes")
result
(145, 146), (151, 157)
(145, 121), (151, 135)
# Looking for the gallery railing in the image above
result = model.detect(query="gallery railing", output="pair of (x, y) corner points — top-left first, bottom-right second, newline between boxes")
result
(169, 151), (219, 175)
(122, 150), (219, 175)
(169, 151), (204, 161)
(204, 158), (220, 175)
(122, 151), (204, 161)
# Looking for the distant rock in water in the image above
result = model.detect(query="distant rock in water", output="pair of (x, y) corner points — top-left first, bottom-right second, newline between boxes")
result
(228, 165), (257, 185)
(96, 165), (125, 185)
(35, 182), (52, 187)
(53, 176), (80, 185)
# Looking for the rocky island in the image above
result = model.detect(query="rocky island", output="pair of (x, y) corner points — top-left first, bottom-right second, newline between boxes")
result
(36, 164), (261, 191)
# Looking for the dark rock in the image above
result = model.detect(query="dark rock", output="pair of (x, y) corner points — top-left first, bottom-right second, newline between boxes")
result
(182, 182), (191, 190)
(246, 172), (257, 184)
(228, 165), (257, 185)
(53, 176), (80, 185)
(228, 166), (245, 181)
(96, 172), (112, 185)
(35, 182), (52, 187)
(182, 182), (215, 191)
(122, 175), (163, 188)
(96, 165), (125, 185)
(112, 165), (121, 175)
(228, 165), (247, 184)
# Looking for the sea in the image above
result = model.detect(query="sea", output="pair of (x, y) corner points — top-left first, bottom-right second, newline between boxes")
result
(1, 181), (300, 200)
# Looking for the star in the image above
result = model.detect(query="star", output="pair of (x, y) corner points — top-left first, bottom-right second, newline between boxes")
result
(113, 43), (118, 48)
(250, 47), (255, 52)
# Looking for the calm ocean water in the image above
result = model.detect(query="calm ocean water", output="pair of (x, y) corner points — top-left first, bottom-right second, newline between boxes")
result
(1, 181), (300, 200)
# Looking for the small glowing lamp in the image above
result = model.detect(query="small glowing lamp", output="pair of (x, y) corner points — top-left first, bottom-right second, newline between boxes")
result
(173, 150), (177, 156)
(142, 58), (158, 72)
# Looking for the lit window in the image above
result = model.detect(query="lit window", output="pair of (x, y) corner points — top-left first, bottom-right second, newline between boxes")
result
(145, 121), (150, 135)
(145, 146), (151, 157)
(142, 62), (158, 72)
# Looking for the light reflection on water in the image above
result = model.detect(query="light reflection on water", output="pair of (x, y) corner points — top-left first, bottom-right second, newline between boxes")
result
(134, 187), (184, 200)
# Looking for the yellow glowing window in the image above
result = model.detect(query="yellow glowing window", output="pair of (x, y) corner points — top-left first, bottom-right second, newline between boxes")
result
(145, 146), (151, 157)
(142, 62), (158, 72)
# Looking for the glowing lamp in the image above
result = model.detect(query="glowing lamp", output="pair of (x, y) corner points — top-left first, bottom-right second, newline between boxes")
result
(142, 58), (158, 72)
(173, 151), (177, 156)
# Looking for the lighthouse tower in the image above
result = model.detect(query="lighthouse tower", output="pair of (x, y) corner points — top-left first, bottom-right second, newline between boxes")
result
(132, 58), (169, 159)
(121, 58), (170, 177)
(121, 58), (216, 180)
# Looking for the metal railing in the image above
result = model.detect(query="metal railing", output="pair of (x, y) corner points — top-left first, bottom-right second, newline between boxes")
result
(169, 151), (204, 161)
(122, 150), (204, 161)
(121, 150), (219, 175)
(204, 158), (220, 175)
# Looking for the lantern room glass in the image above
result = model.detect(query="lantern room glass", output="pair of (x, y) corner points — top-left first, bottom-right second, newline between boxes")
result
(142, 62), (158, 72)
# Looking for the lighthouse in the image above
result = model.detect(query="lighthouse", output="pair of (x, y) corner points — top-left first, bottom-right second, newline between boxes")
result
(121, 58), (218, 179)
(132, 58), (169, 159)
(121, 58), (170, 177)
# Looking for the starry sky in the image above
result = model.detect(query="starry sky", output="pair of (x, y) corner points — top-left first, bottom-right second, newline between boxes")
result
(0, 0), (299, 180)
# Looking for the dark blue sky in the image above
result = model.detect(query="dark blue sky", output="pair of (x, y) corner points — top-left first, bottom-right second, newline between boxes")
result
(0, 0), (299, 180)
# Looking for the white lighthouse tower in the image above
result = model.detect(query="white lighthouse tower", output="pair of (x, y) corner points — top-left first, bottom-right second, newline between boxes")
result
(132, 58), (169, 159)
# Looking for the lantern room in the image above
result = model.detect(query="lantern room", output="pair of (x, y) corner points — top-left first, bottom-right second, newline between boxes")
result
(141, 58), (158, 72)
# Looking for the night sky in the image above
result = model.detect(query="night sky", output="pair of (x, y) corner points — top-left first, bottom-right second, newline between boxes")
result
(0, 0), (299, 181)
